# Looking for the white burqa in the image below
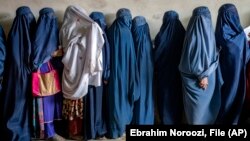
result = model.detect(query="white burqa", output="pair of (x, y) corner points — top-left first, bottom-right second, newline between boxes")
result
(60, 5), (104, 99)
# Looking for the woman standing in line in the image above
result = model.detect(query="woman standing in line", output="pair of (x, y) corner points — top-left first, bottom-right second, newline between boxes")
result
(107, 8), (139, 138)
(60, 5), (104, 139)
(32, 7), (65, 141)
(0, 6), (36, 141)
(83, 11), (110, 140)
(215, 3), (250, 124)
(179, 6), (223, 124)
(131, 16), (154, 125)
(154, 11), (185, 124)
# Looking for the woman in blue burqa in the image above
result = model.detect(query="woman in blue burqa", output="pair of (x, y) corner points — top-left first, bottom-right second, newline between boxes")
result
(131, 16), (154, 125)
(179, 6), (223, 124)
(215, 3), (250, 124)
(83, 11), (110, 139)
(154, 10), (185, 124)
(0, 6), (36, 141)
(107, 8), (139, 138)
(32, 8), (64, 140)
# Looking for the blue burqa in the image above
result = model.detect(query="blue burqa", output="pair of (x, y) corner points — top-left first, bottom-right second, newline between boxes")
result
(0, 24), (7, 135)
(154, 11), (185, 124)
(0, 25), (6, 92)
(178, 6), (223, 124)
(32, 8), (63, 138)
(0, 6), (36, 141)
(131, 16), (154, 125)
(84, 11), (110, 139)
(215, 4), (250, 124)
(107, 8), (139, 138)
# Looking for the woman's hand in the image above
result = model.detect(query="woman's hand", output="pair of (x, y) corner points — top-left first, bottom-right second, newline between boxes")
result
(199, 77), (208, 90)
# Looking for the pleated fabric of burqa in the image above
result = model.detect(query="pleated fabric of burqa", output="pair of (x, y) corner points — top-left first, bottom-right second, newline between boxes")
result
(131, 16), (154, 125)
(178, 6), (223, 124)
(107, 8), (139, 138)
(0, 6), (36, 141)
(84, 11), (110, 139)
(154, 11), (185, 124)
(0, 25), (6, 92)
(215, 3), (250, 124)
(32, 8), (63, 139)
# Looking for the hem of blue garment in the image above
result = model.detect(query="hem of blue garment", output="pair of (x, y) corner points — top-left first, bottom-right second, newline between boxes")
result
(87, 130), (107, 139)
(107, 129), (125, 139)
